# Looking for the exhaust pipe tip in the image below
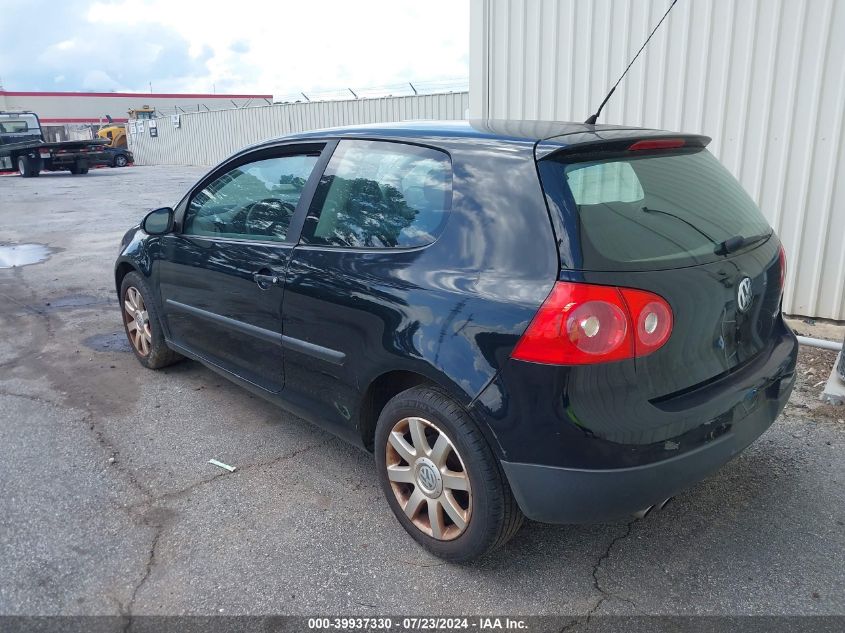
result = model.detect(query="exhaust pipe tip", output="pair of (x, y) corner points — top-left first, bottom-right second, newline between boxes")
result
(632, 505), (654, 519)
(632, 497), (673, 520)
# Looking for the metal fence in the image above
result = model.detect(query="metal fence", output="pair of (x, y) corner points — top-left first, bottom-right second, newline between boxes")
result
(127, 92), (469, 167)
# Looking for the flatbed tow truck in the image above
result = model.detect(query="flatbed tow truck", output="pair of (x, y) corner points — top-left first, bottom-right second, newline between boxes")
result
(1, 111), (107, 177)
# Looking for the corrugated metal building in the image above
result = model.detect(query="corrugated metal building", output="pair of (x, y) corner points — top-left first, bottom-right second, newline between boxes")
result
(470, 0), (845, 321)
(127, 92), (470, 167)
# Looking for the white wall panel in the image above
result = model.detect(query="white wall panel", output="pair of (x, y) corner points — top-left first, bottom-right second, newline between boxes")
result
(471, 0), (845, 320)
(0, 90), (270, 123)
(129, 92), (469, 170)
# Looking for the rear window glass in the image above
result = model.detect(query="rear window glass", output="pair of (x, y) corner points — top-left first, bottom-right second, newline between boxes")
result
(0, 119), (33, 133)
(538, 148), (772, 270)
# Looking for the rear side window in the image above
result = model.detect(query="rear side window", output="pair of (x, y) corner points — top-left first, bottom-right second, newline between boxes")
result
(538, 148), (772, 270)
(302, 140), (451, 248)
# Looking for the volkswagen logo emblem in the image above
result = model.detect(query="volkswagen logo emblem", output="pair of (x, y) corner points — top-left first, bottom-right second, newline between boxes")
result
(419, 465), (436, 489)
(737, 277), (753, 313)
(414, 457), (443, 497)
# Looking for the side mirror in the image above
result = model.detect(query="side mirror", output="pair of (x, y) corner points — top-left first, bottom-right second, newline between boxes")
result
(141, 207), (174, 235)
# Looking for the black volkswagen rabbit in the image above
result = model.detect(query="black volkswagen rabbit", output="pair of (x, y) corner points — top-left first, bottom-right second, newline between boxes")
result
(115, 121), (796, 561)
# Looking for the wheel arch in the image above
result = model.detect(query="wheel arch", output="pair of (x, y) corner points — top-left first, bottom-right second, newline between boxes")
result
(357, 369), (443, 452)
(355, 366), (506, 461)
(114, 260), (138, 295)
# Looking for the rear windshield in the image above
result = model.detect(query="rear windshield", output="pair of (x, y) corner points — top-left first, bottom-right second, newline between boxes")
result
(538, 148), (772, 271)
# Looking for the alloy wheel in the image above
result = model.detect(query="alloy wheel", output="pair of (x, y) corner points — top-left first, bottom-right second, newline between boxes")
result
(385, 416), (472, 540)
(123, 286), (152, 356)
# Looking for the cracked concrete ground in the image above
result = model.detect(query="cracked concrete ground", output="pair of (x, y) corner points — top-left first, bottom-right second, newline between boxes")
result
(1, 166), (844, 619)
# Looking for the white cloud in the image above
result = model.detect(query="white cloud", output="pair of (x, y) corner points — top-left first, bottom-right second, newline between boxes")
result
(83, 0), (469, 98)
(81, 69), (121, 91)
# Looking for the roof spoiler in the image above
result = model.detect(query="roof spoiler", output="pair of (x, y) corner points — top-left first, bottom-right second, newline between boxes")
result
(536, 133), (712, 161)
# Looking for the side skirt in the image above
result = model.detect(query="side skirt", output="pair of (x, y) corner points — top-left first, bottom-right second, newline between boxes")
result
(164, 338), (368, 452)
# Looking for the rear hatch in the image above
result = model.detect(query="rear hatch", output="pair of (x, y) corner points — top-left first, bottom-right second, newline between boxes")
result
(535, 134), (786, 400)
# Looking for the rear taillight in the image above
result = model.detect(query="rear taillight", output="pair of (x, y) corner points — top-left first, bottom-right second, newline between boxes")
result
(511, 282), (673, 365)
(620, 287), (673, 356)
(778, 244), (787, 292)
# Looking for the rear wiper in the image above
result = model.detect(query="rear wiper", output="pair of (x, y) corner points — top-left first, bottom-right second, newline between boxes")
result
(714, 232), (771, 256)
(640, 206), (717, 244)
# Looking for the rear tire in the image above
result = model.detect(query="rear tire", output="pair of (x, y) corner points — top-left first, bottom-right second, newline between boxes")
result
(17, 155), (39, 178)
(70, 163), (89, 175)
(375, 385), (524, 562)
(120, 272), (182, 369)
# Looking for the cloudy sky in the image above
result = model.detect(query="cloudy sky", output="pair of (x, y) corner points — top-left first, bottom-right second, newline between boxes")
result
(0, 0), (469, 99)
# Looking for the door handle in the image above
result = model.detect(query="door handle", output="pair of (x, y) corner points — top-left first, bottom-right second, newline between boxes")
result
(253, 272), (281, 290)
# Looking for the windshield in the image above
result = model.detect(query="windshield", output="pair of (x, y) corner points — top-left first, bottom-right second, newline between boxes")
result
(538, 148), (772, 271)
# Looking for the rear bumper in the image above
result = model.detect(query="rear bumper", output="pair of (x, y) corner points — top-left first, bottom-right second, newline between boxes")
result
(500, 349), (796, 524)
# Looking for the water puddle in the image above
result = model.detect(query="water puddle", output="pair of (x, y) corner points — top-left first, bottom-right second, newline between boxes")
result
(0, 243), (53, 269)
(82, 331), (131, 353)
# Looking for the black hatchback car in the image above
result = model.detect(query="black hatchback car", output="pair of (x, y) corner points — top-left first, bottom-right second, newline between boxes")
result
(115, 120), (797, 561)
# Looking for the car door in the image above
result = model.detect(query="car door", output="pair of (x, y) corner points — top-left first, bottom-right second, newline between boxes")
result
(281, 139), (454, 437)
(157, 142), (328, 393)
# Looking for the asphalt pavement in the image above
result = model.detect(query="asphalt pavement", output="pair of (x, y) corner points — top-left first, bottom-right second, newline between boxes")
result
(1, 166), (844, 622)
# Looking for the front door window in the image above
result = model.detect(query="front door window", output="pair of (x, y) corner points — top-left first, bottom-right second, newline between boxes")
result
(184, 154), (319, 242)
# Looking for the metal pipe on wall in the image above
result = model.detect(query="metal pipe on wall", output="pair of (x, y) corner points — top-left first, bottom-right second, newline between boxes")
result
(796, 336), (843, 352)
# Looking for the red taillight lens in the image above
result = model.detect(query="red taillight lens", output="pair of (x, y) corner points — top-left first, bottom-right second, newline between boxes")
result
(511, 282), (673, 365)
(620, 288), (673, 355)
(565, 300), (629, 356)
(628, 138), (686, 151)
(778, 244), (787, 292)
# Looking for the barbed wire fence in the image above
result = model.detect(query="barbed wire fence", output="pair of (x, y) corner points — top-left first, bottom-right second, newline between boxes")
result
(152, 78), (469, 117)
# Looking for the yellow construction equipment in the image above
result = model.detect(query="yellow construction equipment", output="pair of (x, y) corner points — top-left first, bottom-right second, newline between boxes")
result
(97, 105), (155, 148)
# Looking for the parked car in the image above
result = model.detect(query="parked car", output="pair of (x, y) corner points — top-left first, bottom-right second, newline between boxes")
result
(114, 120), (797, 561)
(104, 147), (134, 168)
(87, 146), (134, 168)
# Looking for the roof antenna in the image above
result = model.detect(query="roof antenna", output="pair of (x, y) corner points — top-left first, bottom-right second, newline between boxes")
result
(584, 0), (679, 125)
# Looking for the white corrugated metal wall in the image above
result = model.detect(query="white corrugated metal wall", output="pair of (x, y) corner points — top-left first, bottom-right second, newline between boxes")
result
(128, 92), (469, 167)
(470, 0), (845, 321)
(0, 91), (270, 123)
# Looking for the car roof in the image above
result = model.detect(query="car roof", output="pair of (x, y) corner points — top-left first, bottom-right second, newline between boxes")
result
(280, 119), (678, 147)
(234, 119), (710, 163)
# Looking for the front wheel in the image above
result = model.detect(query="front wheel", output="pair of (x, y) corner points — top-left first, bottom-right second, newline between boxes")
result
(120, 272), (182, 369)
(114, 154), (128, 167)
(375, 386), (524, 561)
